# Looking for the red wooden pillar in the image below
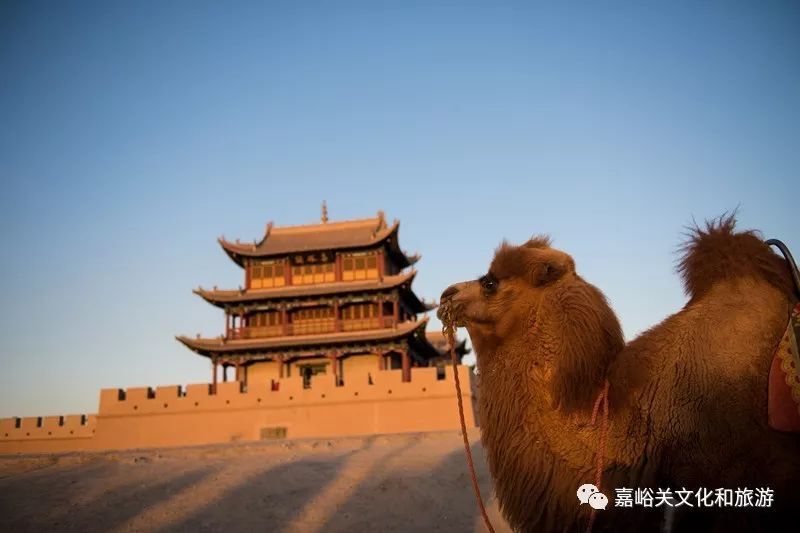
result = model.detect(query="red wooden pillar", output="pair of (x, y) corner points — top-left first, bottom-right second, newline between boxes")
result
(378, 351), (386, 371)
(401, 350), (410, 382)
(329, 352), (340, 385)
(377, 250), (385, 280)
(212, 358), (218, 392)
(284, 259), (292, 286)
(335, 254), (343, 281)
(245, 261), (251, 289)
(393, 296), (399, 326)
(378, 297), (384, 327)
(334, 300), (341, 332)
(281, 307), (288, 336)
(239, 312), (245, 338)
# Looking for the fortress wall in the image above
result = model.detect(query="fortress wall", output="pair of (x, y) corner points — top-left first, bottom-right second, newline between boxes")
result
(0, 366), (477, 454)
(0, 415), (97, 453)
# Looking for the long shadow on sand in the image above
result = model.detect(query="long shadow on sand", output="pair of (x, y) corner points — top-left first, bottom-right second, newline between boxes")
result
(0, 460), (216, 533)
(319, 439), (493, 533)
(168, 446), (358, 532)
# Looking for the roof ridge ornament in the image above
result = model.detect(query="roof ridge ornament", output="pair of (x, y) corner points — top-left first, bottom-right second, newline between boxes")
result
(321, 200), (329, 224)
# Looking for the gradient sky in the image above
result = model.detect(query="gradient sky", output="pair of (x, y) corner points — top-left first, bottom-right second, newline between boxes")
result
(1, 1), (797, 417)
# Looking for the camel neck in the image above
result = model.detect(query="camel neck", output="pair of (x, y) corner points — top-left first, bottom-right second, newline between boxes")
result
(476, 341), (637, 486)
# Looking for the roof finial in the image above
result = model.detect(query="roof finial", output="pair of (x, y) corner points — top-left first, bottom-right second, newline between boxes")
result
(321, 200), (329, 223)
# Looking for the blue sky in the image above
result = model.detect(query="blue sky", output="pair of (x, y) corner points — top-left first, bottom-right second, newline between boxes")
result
(0, 1), (797, 417)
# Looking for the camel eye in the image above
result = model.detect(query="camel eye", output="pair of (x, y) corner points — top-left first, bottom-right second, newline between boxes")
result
(480, 274), (498, 294)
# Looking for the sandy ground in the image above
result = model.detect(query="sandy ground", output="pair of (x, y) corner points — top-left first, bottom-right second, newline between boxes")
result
(0, 429), (513, 533)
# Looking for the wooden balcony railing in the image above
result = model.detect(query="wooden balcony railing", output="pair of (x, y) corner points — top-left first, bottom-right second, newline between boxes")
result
(228, 317), (397, 340)
(341, 317), (395, 331)
(289, 319), (337, 336)
(229, 325), (283, 340)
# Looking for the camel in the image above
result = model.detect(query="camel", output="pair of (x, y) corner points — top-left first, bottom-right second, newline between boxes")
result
(438, 216), (799, 532)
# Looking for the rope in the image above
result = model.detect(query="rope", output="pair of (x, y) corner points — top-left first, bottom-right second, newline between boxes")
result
(585, 380), (610, 533)
(443, 311), (609, 533)
(445, 327), (496, 533)
(765, 239), (800, 298)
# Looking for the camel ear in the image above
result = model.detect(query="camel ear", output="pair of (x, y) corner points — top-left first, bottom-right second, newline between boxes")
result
(531, 259), (567, 286)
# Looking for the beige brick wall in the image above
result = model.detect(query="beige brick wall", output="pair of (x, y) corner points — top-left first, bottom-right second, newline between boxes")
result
(0, 366), (477, 454)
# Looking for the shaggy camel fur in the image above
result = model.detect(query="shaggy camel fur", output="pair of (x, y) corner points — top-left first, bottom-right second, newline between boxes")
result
(438, 217), (799, 532)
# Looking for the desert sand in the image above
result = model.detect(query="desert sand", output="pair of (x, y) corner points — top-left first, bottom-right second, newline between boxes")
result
(0, 428), (512, 532)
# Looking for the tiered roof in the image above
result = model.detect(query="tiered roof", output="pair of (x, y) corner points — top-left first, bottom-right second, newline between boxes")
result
(218, 213), (420, 268)
(194, 270), (435, 313)
(425, 330), (470, 358)
(177, 319), (438, 361)
(177, 209), (446, 364)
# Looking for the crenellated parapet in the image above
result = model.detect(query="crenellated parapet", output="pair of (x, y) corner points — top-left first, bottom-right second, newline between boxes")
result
(0, 366), (477, 454)
(0, 415), (96, 443)
(98, 366), (471, 415)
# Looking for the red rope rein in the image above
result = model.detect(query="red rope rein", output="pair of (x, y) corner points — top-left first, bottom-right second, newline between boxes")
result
(586, 379), (611, 533)
(446, 329), (496, 533)
(445, 316), (610, 533)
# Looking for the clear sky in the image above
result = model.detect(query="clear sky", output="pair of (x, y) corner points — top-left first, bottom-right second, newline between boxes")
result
(0, 1), (797, 417)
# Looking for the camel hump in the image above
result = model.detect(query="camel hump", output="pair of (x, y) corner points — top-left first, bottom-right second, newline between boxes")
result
(678, 215), (796, 301)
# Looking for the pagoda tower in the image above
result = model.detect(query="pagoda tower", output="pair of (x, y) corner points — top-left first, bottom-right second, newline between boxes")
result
(177, 208), (452, 390)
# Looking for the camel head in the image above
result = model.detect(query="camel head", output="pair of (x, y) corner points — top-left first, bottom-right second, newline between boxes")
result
(438, 236), (572, 352)
(439, 236), (624, 412)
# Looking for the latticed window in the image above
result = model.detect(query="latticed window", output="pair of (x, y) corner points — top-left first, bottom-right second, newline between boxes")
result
(341, 302), (380, 331)
(342, 253), (378, 281)
(291, 306), (335, 335)
(291, 262), (335, 285)
(250, 260), (286, 289)
(250, 311), (282, 327)
(244, 311), (283, 338)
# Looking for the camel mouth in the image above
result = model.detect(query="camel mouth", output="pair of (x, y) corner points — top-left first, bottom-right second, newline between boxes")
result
(437, 300), (465, 328)
(437, 300), (455, 324)
(437, 300), (472, 329)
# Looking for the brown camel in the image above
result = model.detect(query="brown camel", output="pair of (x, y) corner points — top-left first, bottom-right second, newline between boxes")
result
(438, 216), (799, 532)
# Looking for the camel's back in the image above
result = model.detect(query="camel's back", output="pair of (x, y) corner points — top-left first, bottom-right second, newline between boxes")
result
(619, 277), (799, 492)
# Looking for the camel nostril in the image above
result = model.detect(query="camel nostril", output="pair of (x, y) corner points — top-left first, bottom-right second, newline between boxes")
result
(441, 285), (459, 300)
